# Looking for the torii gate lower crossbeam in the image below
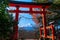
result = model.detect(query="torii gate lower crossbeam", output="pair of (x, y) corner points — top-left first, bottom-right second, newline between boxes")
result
(8, 2), (55, 40)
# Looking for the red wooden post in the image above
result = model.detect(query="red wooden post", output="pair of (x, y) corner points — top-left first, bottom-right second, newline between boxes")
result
(42, 6), (47, 38)
(8, 2), (54, 40)
(51, 24), (55, 40)
(13, 6), (19, 40)
(8, 4), (19, 40)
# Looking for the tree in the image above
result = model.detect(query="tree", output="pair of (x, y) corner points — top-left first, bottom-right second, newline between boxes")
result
(0, 0), (16, 40)
(33, 0), (60, 23)
(33, 0), (53, 3)
(53, 0), (60, 4)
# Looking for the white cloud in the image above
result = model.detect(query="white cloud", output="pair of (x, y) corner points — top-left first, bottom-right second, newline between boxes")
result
(18, 23), (32, 27)
(6, 7), (16, 10)
(19, 7), (29, 11)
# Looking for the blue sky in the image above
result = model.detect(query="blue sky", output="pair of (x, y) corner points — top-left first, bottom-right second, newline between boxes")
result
(18, 13), (36, 27)
(10, 0), (35, 28)
(9, 0), (60, 31)
(10, 0), (35, 27)
(7, 0), (36, 31)
(12, 0), (32, 2)
(16, 0), (37, 31)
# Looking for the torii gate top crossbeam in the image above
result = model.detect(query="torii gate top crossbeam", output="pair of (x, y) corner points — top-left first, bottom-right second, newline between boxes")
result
(8, 1), (52, 40)
(9, 1), (52, 8)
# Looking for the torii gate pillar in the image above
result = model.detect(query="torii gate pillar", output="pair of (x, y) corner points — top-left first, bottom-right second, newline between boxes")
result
(8, 1), (54, 40)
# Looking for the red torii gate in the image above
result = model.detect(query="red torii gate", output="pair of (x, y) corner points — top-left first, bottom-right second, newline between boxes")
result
(8, 1), (55, 40)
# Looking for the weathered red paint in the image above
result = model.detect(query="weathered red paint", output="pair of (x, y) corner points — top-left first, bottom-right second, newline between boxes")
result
(8, 3), (55, 40)
(42, 7), (47, 38)
(8, 10), (46, 13)
(9, 3), (42, 8)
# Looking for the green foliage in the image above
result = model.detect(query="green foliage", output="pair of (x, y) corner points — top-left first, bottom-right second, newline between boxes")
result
(33, 0), (53, 3)
(33, 0), (45, 3)
(33, 0), (60, 4)
(53, 0), (60, 4)
(0, 13), (14, 40)
(0, 0), (15, 40)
